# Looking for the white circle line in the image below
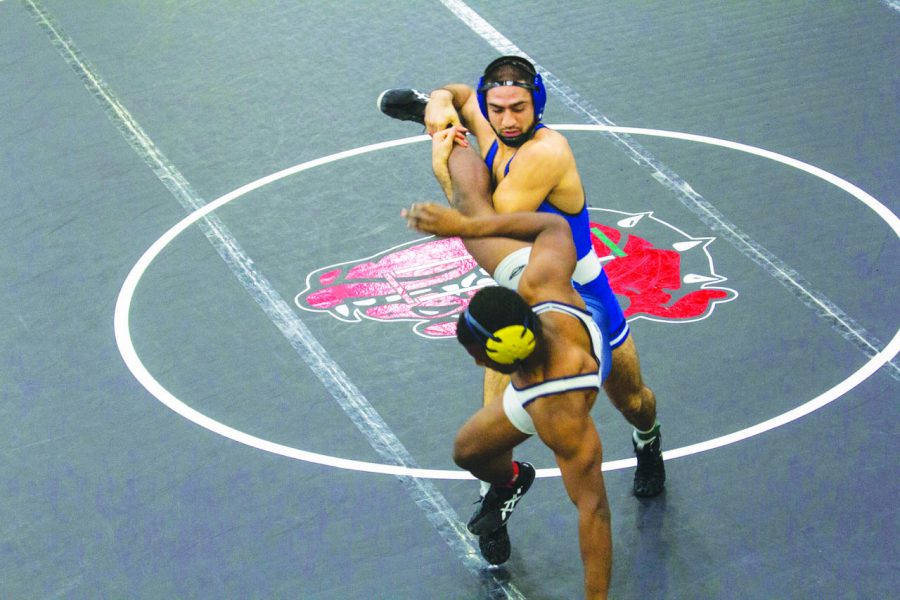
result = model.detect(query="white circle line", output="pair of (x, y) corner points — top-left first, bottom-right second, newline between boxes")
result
(114, 125), (899, 480)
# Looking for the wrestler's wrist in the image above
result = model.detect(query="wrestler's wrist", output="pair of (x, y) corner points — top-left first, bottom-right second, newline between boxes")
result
(429, 87), (452, 97)
(428, 88), (453, 105)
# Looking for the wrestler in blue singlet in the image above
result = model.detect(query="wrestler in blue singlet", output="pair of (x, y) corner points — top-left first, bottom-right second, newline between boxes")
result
(485, 125), (630, 378)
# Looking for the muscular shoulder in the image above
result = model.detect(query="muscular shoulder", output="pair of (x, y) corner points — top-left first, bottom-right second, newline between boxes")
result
(518, 128), (573, 172)
(493, 127), (581, 213)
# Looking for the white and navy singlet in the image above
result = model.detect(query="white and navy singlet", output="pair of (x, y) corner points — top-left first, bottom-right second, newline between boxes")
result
(501, 301), (606, 436)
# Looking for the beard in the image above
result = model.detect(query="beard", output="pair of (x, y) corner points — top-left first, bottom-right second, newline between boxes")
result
(493, 123), (537, 148)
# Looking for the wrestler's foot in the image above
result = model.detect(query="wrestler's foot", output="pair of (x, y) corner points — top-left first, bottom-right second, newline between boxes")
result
(633, 427), (666, 497)
(479, 524), (511, 565)
(467, 461), (535, 536)
(377, 88), (429, 124)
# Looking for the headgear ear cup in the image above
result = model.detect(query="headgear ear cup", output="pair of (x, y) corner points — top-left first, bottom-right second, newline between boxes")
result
(531, 72), (546, 120)
(463, 307), (537, 366)
(476, 74), (489, 120)
(485, 324), (536, 365)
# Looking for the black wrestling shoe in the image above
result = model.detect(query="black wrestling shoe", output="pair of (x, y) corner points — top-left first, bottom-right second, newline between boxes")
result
(377, 88), (429, 124)
(633, 430), (666, 498)
(479, 524), (511, 565)
(467, 462), (536, 536)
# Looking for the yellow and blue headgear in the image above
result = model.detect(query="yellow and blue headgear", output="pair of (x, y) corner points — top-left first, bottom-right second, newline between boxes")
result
(459, 288), (537, 365)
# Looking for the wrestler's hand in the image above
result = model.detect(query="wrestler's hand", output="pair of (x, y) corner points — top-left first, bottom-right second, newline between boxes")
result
(431, 127), (458, 167)
(425, 90), (469, 145)
(401, 202), (470, 237)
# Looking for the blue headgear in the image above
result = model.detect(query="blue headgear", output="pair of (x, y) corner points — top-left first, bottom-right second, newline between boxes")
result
(476, 55), (547, 124)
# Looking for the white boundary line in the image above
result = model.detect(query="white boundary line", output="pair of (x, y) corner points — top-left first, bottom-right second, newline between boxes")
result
(24, 1), (522, 590)
(115, 127), (900, 480)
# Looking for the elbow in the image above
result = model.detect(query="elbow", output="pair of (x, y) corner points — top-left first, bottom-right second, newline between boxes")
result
(578, 491), (611, 522)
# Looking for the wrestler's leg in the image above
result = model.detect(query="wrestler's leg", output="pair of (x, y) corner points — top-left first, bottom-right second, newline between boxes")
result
(606, 335), (665, 497)
(477, 368), (514, 496)
(581, 275), (658, 432)
(456, 382), (536, 550)
(604, 336), (656, 432)
(454, 388), (530, 484)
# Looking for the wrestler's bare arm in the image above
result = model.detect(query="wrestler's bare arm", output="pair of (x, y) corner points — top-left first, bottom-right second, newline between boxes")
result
(491, 133), (573, 214)
(402, 202), (563, 250)
(528, 390), (611, 599)
(430, 128), (455, 201)
(401, 200), (576, 302)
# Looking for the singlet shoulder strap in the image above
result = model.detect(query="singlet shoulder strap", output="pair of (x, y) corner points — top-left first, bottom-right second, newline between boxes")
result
(532, 301), (604, 367)
(533, 300), (591, 319)
(484, 140), (500, 173)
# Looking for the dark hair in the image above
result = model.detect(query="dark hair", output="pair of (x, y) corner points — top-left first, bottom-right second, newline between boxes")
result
(482, 55), (537, 88)
(456, 286), (537, 346)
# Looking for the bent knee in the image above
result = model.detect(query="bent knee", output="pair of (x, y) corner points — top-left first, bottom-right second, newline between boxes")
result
(452, 435), (480, 471)
(603, 384), (645, 414)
